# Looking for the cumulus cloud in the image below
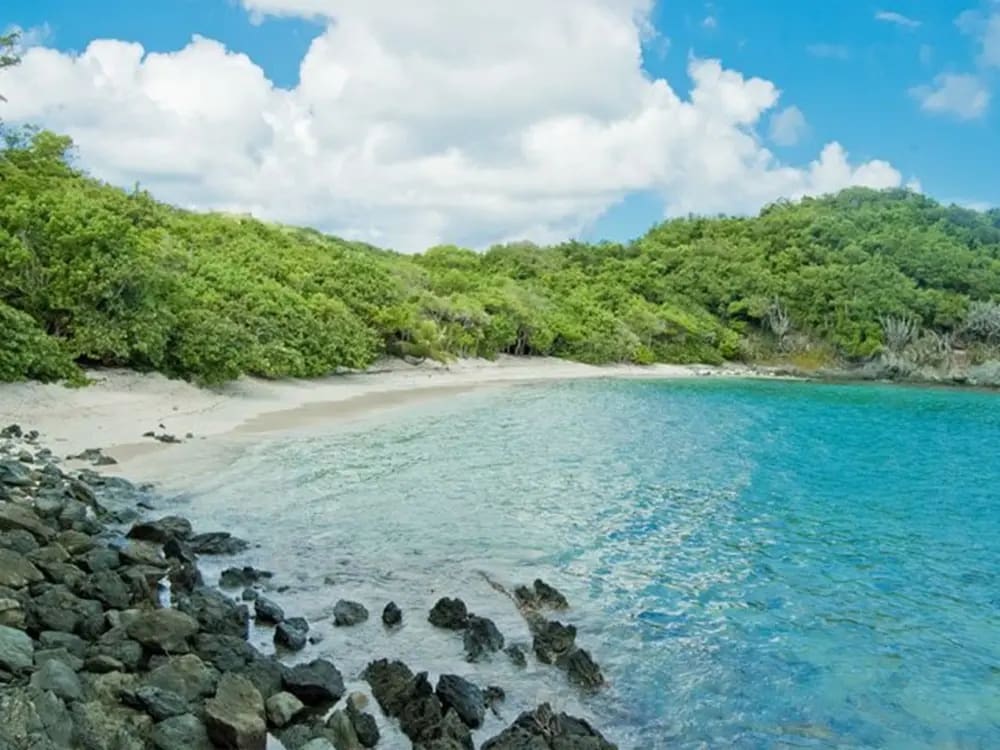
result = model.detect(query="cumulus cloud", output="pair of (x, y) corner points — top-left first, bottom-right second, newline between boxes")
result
(768, 106), (807, 146)
(0, 0), (905, 251)
(875, 10), (921, 29)
(910, 73), (991, 119)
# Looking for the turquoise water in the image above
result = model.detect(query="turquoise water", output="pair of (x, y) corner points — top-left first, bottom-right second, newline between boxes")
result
(176, 379), (1000, 749)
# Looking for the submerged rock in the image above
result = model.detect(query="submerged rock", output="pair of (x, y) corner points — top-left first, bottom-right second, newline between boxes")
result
(428, 597), (468, 630)
(382, 601), (402, 627)
(531, 620), (577, 664)
(274, 618), (309, 652)
(189, 532), (250, 556)
(481, 703), (617, 750)
(128, 516), (193, 544)
(219, 566), (272, 589)
(333, 599), (369, 627)
(463, 615), (504, 662)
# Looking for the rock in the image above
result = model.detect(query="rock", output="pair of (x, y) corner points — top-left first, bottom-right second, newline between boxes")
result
(1, 423), (22, 438)
(240, 652), (285, 702)
(558, 647), (605, 689)
(0, 528), (40, 554)
(80, 546), (121, 572)
(436, 674), (485, 729)
(91, 626), (144, 672)
(265, 691), (305, 728)
(127, 608), (200, 653)
(30, 585), (104, 637)
(531, 620), (576, 664)
(119, 539), (169, 568)
(346, 699), (380, 748)
(28, 542), (70, 563)
(325, 709), (361, 750)
(301, 740), (336, 750)
(241, 587), (258, 601)
(177, 587), (250, 639)
(72, 698), (153, 750)
(333, 599), (369, 627)
(145, 654), (219, 702)
(0, 503), (55, 541)
(274, 617), (309, 652)
(84, 654), (125, 673)
(504, 645), (527, 668)
(532, 579), (570, 609)
(481, 703), (617, 750)
(0, 686), (76, 749)
(125, 686), (190, 720)
(0, 623), (34, 672)
(30, 659), (84, 701)
(397, 673), (444, 743)
(189, 532), (250, 555)
(0, 548), (44, 587)
(219, 566), (272, 588)
(253, 596), (284, 624)
(80, 569), (132, 610)
(484, 686), (506, 716)
(34, 646), (85, 672)
(382, 601), (402, 627)
(428, 597), (468, 630)
(128, 516), (193, 543)
(152, 713), (213, 750)
(0, 597), (25, 628)
(464, 615), (504, 662)
(0, 459), (33, 486)
(363, 658), (415, 717)
(193, 633), (255, 673)
(283, 658), (346, 706)
(56, 529), (95, 555)
(163, 537), (197, 565)
(204, 673), (267, 750)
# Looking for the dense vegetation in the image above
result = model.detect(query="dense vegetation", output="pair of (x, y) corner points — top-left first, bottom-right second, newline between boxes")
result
(1, 127), (999, 385)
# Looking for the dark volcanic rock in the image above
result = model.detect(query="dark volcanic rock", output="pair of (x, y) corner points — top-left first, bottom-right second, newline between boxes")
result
(504, 645), (527, 668)
(30, 585), (104, 638)
(428, 597), (468, 630)
(363, 658), (415, 717)
(177, 587), (249, 639)
(79, 569), (132, 610)
(463, 615), (504, 662)
(283, 659), (346, 706)
(204, 673), (267, 750)
(481, 703), (618, 750)
(333, 599), (369, 627)
(435, 674), (485, 729)
(531, 620), (577, 664)
(558, 647), (605, 689)
(346, 697), (380, 748)
(382, 601), (402, 627)
(189, 532), (250, 556)
(0, 528), (40, 555)
(532, 579), (570, 609)
(253, 596), (284, 624)
(274, 618), (308, 652)
(219, 566), (272, 589)
(127, 608), (200, 654)
(128, 516), (193, 544)
(0, 459), (33, 486)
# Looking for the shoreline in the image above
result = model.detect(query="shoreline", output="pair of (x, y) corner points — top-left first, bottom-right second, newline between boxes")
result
(0, 356), (766, 481)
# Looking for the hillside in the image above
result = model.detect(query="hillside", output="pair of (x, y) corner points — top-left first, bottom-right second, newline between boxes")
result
(2, 128), (999, 385)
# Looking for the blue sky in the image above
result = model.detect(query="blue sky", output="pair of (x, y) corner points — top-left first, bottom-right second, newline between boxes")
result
(3, 0), (998, 250)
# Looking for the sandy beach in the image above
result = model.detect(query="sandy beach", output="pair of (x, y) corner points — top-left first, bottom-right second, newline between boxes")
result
(0, 356), (758, 481)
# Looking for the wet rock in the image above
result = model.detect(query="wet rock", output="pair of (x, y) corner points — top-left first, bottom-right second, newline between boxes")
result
(363, 658), (415, 717)
(145, 654), (219, 702)
(193, 633), (255, 673)
(128, 516), (193, 544)
(1, 423), (22, 438)
(0, 547), (45, 587)
(346, 698), (380, 748)
(253, 596), (284, 624)
(189, 532), (250, 556)
(219, 566), (272, 588)
(0, 623), (34, 672)
(481, 703), (617, 750)
(397, 673), (444, 743)
(531, 620), (577, 664)
(484, 686), (506, 716)
(0, 503), (55, 541)
(325, 709), (361, 750)
(333, 599), (369, 627)
(30, 659), (84, 702)
(0, 528), (40, 554)
(241, 587), (259, 602)
(382, 601), (402, 627)
(177, 587), (249, 639)
(0, 459), (33, 486)
(163, 537), (197, 565)
(240, 652), (285, 702)
(283, 658), (346, 706)
(127, 608), (200, 653)
(204, 673), (267, 750)
(464, 615), (504, 662)
(558, 647), (605, 689)
(533, 579), (569, 609)
(265, 691), (305, 728)
(428, 597), (468, 630)
(275, 617), (309, 652)
(124, 686), (190, 720)
(152, 713), (213, 750)
(436, 674), (485, 729)
(504, 645), (527, 668)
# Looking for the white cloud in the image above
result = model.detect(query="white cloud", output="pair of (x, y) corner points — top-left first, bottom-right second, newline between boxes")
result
(0, 1), (905, 251)
(3, 23), (53, 49)
(768, 105), (807, 146)
(910, 73), (991, 120)
(957, 6), (1000, 68)
(807, 43), (850, 60)
(875, 10), (921, 29)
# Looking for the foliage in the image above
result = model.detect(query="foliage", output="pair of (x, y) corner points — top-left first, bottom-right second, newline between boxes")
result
(1, 129), (999, 384)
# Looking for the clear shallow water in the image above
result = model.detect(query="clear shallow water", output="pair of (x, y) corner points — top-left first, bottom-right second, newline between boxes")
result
(169, 379), (1000, 749)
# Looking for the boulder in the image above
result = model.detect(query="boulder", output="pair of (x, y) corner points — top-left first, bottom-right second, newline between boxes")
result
(84, 654), (125, 673)
(219, 566), (272, 588)
(504, 645), (527, 668)
(29, 659), (84, 702)
(0, 459), (33, 486)
(0, 503), (55, 541)
(119, 539), (169, 568)
(71, 698), (153, 750)
(481, 703), (617, 750)
(346, 698), (380, 748)
(0, 686), (76, 749)
(56, 529), (95, 555)
(128, 517), (193, 544)
(144, 654), (219, 702)
(265, 691), (304, 728)
(193, 633), (256, 673)
(79, 569), (132, 610)
(124, 686), (190, 720)
(90, 627), (144, 672)
(531, 620), (576, 664)
(0, 623), (34, 672)
(514, 579), (570, 611)
(34, 646), (85, 672)
(0, 548), (44, 588)
(152, 713), (213, 750)
(0, 596), (25, 628)
(283, 658), (346, 706)
(464, 615), (504, 662)
(127, 608), (200, 653)
(558, 647), (605, 689)
(435, 674), (485, 729)
(275, 617), (308, 652)
(30, 585), (105, 637)
(253, 596), (284, 624)
(428, 597), (468, 630)
(325, 709), (361, 750)
(333, 599), (369, 627)
(80, 546), (121, 572)
(188, 532), (249, 556)
(382, 601), (402, 627)
(204, 673), (267, 750)
(362, 658), (415, 717)
(177, 587), (249, 639)
(0, 528), (40, 554)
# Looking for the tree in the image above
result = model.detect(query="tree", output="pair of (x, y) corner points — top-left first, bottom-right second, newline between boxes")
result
(0, 31), (21, 102)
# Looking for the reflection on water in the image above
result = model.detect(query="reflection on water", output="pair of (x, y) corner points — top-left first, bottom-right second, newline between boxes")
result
(165, 379), (1000, 749)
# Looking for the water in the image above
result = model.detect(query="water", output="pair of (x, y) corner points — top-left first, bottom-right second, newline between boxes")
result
(169, 378), (1000, 749)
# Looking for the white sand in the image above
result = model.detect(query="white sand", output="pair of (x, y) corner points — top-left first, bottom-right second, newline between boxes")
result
(0, 356), (759, 481)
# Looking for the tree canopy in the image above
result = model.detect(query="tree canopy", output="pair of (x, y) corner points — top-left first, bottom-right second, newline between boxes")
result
(1, 128), (998, 384)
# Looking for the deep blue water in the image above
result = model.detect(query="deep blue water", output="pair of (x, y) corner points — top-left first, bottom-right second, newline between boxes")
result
(176, 379), (1000, 749)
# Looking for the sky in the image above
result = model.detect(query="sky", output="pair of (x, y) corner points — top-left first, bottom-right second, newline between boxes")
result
(1, 0), (998, 252)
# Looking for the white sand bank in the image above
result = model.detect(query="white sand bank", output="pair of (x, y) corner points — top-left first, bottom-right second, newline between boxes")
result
(0, 356), (760, 481)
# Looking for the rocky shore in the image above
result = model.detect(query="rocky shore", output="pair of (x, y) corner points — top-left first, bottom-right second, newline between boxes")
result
(0, 424), (618, 750)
